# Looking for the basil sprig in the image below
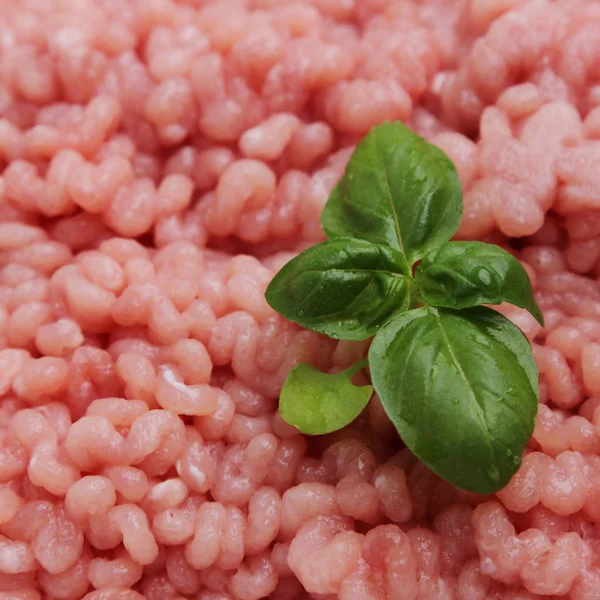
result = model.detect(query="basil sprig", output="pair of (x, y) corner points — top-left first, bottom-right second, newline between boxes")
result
(265, 121), (542, 494)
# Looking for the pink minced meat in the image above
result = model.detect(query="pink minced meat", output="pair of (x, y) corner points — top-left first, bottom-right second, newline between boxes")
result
(1, 0), (600, 598)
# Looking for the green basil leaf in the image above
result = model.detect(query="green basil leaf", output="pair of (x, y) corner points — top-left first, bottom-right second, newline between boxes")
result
(265, 238), (411, 341)
(321, 122), (463, 264)
(280, 361), (373, 435)
(369, 306), (538, 494)
(416, 242), (544, 326)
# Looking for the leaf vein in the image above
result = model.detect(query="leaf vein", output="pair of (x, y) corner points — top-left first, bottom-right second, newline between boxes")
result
(374, 135), (404, 253)
(432, 310), (497, 466)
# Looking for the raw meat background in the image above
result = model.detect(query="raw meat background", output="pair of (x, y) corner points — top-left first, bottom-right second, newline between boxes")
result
(2, 0), (600, 598)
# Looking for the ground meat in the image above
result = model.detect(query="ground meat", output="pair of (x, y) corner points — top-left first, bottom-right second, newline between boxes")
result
(2, 0), (600, 598)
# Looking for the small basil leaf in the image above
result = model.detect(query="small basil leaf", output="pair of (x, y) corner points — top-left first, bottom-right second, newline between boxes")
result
(265, 238), (411, 341)
(321, 121), (463, 265)
(416, 242), (544, 326)
(369, 306), (538, 494)
(280, 361), (373, 435)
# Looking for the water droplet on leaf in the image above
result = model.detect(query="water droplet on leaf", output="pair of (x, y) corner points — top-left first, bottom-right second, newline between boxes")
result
(478, 269), (491, 286)
(487, 465), (500, 482)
